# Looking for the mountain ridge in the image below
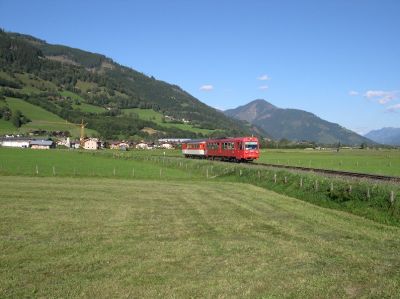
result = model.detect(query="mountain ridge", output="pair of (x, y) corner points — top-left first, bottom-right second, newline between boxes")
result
(364, 127), (400, 146)
(0, 30), (265, 139)
(225, 99), (374, 145)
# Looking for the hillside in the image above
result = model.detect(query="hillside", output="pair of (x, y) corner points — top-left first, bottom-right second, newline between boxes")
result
(224, 99), (373, 145)
(0, 30), (261, 139)
(365, 127), (400, 146)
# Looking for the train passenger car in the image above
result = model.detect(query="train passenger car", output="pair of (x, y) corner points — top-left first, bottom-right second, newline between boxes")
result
(181, 139), (207, 158)
(206, 136), (259, 162)
(182, 137), (259, 162)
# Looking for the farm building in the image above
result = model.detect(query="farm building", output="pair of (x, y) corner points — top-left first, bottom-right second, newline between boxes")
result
(0, 137), (55, 149)
(0, 137), (30, 148)
(30, 140), (54, 150)
(158, 138), (191, 143)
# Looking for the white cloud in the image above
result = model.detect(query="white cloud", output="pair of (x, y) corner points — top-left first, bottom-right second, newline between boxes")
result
(349, 90), (359, 96)
(199, 84), (214, 91)
(257, 74), (270, 81)
(259, 85), (269, 90)
(364, 90), (398, 105)
(386, 103), (400, 112)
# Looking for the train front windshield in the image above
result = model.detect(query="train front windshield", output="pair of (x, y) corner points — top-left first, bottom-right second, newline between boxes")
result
(245, 142), (258, 150)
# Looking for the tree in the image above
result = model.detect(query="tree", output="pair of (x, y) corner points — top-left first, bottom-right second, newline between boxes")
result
(11, 110), (22, 127)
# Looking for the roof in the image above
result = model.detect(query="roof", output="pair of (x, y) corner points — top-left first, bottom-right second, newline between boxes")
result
(0, 137), (32, 142)
(30, 140), (54, 146)
(181, 139), (208, 144)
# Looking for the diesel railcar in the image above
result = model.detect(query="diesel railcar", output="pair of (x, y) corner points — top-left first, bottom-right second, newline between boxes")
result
(182, 137), (259, 162)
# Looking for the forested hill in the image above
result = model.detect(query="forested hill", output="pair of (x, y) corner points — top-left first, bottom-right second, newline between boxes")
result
(0, 30), (262, 139)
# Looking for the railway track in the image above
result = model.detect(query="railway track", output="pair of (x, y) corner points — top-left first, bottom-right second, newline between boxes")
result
(254, 162), (400, 183)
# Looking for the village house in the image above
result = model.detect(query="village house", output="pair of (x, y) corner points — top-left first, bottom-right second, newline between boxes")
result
(136, 142), (149, 150)
(83, 138), (100, 150)
(109, 141), (130, 151)
(159, 143), (174, 149)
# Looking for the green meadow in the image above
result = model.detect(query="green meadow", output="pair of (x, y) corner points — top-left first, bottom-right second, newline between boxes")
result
(1, 148), (400, 297)
(259, 148), (400, 176)
(1, 176), (400, 298)
(0, 148), (197, 180)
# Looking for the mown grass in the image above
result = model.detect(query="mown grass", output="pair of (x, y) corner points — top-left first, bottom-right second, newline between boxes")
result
(0, 148), (198, 180)
(1, 148), (399, 227)
(259, 148), (400, 176)
(1, 176), (399, 298)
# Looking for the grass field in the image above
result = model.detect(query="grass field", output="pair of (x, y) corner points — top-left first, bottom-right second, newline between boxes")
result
(60, 91), (106, 114)
(0, 119), (16, 135)
(0, 97), (98, 137)
(259, 148), (400, 176)
(122, 108), (215, 135)
(0, 148), (198, 180)
(1, 148), (399, 227)
(72, 102), (106, 113)
(1, 176), (399, 297)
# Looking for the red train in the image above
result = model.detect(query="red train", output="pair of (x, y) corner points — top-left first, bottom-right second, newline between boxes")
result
(182, 137), (259, 162)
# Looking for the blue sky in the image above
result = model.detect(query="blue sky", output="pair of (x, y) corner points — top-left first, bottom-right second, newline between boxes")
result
(1, 0), (399, 134)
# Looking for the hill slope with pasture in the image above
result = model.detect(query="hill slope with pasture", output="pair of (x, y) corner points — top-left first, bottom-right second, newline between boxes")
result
(224, 99), (373, 145)
(0, 30), (263, 139)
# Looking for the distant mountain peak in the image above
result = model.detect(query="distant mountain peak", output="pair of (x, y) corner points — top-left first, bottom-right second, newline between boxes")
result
(225, 99), (277, 123)
(224, 99), (374, 145)
(247, 99), (277, 109)
(365, 127), (400, 146)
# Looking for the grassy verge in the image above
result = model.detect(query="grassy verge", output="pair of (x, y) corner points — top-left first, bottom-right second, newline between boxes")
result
(1, 176), (399, 298)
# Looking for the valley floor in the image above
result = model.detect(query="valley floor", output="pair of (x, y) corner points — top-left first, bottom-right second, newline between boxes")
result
(1, 176), (399, 298)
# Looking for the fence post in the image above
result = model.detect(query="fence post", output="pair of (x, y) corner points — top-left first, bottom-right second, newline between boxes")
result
(314, 180), (318, 191)
(160, 168), (162, 178)
(330, 182), (333, 193)
(284, 176), (287, 184)
(258, 171), (261, 180)
(367, 188), (370, 200)
(390, 191), (395, 206)
(52, 166), (56, 176)
(299, 177), (303, 188)
(239, 169), (242, 176)
(113, 167), (116, 176)
(207, 168), (209, 179)
(132, 168), (135, 177)
(274, 173), (277, 184)
(36, 165), (39, 175)
(348, 185), (352, 193)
